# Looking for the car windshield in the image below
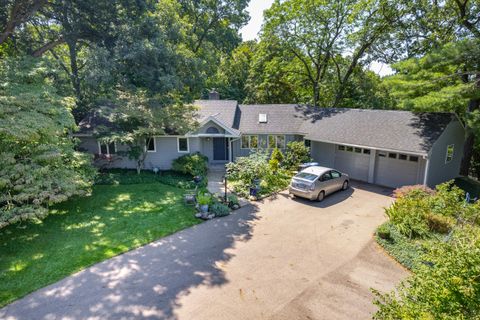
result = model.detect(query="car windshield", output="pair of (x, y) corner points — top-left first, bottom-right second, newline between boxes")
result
(295, 172), (318, 181)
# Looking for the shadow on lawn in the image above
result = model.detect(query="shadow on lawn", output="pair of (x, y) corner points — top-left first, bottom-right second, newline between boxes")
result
(0, 201), (260, 320)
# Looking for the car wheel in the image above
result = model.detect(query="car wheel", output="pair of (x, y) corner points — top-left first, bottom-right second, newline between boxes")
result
(317, 191), (325, 202)
(342, 180), (349, 190)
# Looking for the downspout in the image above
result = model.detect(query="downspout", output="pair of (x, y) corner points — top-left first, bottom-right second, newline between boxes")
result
(229, 137), (241, 163)
(423, 157), (430, 186)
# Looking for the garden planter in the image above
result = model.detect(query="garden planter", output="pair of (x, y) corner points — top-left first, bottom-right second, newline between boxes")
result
(199, 204), (209, 213)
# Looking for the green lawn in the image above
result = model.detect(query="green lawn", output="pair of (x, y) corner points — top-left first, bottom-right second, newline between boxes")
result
(0, 182), (199, 307)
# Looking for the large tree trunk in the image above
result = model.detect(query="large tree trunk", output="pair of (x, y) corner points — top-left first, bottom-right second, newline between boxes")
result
(66, 38), (82, 102)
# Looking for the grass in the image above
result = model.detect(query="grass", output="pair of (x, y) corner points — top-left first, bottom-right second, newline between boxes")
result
(455, 176), (480, 199)
(0, 182), (199, 307)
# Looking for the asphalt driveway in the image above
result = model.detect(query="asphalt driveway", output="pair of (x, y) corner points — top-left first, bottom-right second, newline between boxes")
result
(1, 182), (408, 320)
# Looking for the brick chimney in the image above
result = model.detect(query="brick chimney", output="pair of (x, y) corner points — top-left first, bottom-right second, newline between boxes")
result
(209, 89), (220, 100)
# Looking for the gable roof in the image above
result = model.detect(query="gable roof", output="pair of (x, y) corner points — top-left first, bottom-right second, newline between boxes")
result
(195, 102), (457, 155)
(298, 107), (455, 155)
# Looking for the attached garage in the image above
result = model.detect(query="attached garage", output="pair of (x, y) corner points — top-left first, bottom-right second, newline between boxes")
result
(374, 151), (424, 188)
(334, 145), (370, 182)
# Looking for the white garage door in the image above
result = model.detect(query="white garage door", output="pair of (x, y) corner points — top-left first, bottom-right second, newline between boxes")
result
(375, 151), (421, 188)
(334, 145), (370, 181)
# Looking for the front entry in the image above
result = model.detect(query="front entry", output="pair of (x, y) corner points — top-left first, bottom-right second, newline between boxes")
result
(213, 137), (229, 161)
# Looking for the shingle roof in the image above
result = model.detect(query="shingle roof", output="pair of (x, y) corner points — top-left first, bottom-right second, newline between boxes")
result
(194, 100), (239, 128)
(298, 107), (455, 155)
(237, 104), (307, 134)
(195, 102), (457, 155)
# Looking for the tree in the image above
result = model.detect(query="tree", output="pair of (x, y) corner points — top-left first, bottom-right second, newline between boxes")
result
(379, 0), (480, 174)
(0, 57), (95, 228)
(96, 90), (199, 174)
(260, 0), (397, 107)
(208, 40), (256, 102)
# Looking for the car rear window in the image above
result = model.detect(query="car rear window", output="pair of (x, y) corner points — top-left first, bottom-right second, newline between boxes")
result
(295, 172), (318, 181)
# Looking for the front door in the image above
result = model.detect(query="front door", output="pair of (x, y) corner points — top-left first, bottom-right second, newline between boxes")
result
(213, 138), (228, 161)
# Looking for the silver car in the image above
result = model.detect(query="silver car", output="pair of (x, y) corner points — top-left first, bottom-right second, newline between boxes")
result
(289, 166), (350, 201)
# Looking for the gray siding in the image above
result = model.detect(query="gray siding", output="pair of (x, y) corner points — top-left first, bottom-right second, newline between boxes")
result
(310, 141), (335, 167)
(78, 136), (201, 170)
(426, 120), (465, 187)
(231, 134), (302, 161)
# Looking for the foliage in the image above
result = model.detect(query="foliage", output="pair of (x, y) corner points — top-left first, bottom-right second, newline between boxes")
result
(283, 141), (312, 170)
(227, 194), (240, 208)
(94, 169), (198, 189)
(0, 182), (198, 307)
(210, 202), (230, 217)
(196, 193), (212, 206)
(375, 222), (426, 270)
(227, 150), (292, 198)
(374, 226), (480, 319)
(172, 152), (208, 177)
(0, 57), (95, 229)
(259, 0), (397, 107)
(226, 150), (270, 185)
(269, 148), (284, 172)
(385, 181), (472, 238)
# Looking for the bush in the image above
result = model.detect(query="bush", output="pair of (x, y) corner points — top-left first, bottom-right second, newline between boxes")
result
(226, 150), (292, 198)
(196, 193), (212, 206)
(210, 202), (230, 217)
(377, 223), (391, 240)
(374, 226), (480, 319)
(385, 196), (430, 239)
(393, 185), (434, 199)
(226, 150), (270, 185)
(269, 148), (284, 172)
(227, 194), (239, 208)
(426, 213), (454, 234)
(283, 141), (312, 170)
(172, 152), (208, 177)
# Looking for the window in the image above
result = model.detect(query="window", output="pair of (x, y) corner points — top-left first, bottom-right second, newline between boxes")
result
(241, 135), (258, 149)
(399, 154), (408, 160)
(346, 146), (353, 152)
(338, 145), (345, 151)
(268, 135), (285, 149)
(146, 137), (156, 152)
(304, 139), (311, 148)
(177, 137), (189, 152)
(378, 152), (387, 157)
(259, 113), (267, 123)
(331, 171), (341, 178)
(409, 156), (419, 162)
(363, 149), (371, 155)
(98, 141), (116, 155)
(388, 153), (397, 159)
(206, 126), (220, 134)
(320, 172), (332, 181)
(354, 147), (362, 153)
(445, 144), (454, 163)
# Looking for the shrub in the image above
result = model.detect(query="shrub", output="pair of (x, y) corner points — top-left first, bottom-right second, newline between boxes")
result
(227, 194), (239, 208)
(269, 148), (284, 172)
(377, 223), (391, 240)
(374, 226), (480, 319)
(393, 185), (434, 199)
(196, 193), (212, 206)
(429, 181), (465, 217)
(172, 152), (208, 177)
(426, 213), (454, 234)
(385, 196), (430, 239)
(210, 202), (230, 217)
(226, 150), (270, 184)
(283, 141), (312, 170)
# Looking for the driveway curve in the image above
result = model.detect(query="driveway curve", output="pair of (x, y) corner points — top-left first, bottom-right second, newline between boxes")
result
(0, 182), (407, 320)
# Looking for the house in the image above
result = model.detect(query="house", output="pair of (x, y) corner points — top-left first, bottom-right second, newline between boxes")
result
(76, 95), (465, 189)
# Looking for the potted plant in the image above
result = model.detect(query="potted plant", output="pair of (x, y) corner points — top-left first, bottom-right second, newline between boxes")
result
(197, 193), (212, 213)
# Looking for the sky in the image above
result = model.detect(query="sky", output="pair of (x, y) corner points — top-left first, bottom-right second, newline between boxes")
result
(239, 0), (393, 77)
